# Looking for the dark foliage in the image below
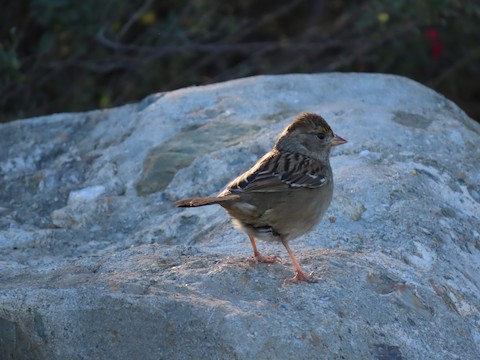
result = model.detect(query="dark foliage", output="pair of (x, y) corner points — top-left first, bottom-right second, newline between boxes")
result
(1, 0), (479, 122)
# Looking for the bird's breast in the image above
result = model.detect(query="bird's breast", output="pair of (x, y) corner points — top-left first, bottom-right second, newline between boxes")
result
(222, 184), (333, 242)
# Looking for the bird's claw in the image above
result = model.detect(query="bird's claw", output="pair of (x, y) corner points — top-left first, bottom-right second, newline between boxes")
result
(249, 253), (281, 264)
(284, 270), (317, 285)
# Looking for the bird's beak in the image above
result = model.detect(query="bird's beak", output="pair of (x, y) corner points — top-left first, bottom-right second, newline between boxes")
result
(331, 134), (347, 146)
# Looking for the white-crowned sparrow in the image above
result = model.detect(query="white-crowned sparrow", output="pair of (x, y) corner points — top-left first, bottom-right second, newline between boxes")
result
(176, 112), (347, 282)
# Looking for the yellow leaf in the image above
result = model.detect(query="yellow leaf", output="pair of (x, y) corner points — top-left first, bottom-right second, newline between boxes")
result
(377, 12), (390, 24)
(140, 11), (156, 25)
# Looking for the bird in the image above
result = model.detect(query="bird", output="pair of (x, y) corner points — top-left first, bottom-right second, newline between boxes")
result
(176, 112), (347, 283)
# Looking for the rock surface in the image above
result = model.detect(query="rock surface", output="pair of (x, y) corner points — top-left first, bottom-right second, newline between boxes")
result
(1, 73), (480, 359)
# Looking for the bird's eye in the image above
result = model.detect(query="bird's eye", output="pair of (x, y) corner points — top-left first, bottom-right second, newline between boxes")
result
(317, 133), (326, 140)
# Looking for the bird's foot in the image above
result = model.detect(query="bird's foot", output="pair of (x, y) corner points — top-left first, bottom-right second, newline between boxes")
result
(285, 270), (317, 284)
(249, 251), (281, 264)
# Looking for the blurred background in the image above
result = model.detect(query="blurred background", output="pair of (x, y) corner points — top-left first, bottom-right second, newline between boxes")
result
(1, 0), (479, 123)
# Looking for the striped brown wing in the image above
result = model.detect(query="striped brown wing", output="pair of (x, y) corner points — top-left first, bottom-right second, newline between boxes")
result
(227, 150), (329, 193)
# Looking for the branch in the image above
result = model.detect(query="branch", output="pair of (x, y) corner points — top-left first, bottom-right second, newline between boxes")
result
(115, 0), (155, 41)
(429, 46), (480, 87)
(97, 27), (341, 56)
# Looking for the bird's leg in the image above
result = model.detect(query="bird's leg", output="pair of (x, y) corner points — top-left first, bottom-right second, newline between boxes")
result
(248, 235), (279, 263)
(282, 240), (316, 283)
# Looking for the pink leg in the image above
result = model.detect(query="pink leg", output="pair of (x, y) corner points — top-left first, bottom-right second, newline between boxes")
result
(282, 241), (316, 283)
(248, 235), (280, 263)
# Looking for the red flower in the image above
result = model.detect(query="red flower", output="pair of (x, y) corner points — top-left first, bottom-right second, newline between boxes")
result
(425, 28), (442, 59)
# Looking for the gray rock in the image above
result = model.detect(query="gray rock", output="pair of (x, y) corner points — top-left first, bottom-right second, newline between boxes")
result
(1, 74), (479, 359)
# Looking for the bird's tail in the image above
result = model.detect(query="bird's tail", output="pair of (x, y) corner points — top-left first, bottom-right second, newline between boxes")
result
(175, 194), (240, 207)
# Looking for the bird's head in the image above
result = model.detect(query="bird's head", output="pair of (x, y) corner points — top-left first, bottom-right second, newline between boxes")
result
(275, 112), (347, 159)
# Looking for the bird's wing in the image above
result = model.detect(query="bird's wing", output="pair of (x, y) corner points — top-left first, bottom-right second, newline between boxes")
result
(227, 150), (329, 193)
